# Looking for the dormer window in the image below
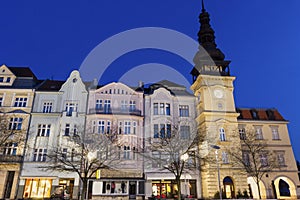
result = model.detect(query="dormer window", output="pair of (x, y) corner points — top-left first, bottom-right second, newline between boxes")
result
(0, 77), (4, 82)
(6, 77), (11, 83)
(251, 110), (259, 119)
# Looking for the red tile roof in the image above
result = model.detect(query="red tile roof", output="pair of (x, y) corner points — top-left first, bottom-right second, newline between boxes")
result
(236, 108), (286, 121)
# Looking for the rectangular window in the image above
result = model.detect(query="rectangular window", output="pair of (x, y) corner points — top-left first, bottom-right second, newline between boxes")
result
(73, 124), (78, 135)
(14, 97), (27, 107)
(179, 105), (189, 117)
(160, 124), (165, 138)
(119, 121), (122, 134)
(123, 146), (130, 160)
(153, 103), (158, 115)
(180, 126), (190, 139)
(37, 124), (51, 137)
(107, 121), (111, 134)
(43, 102), (53, 113)
(153, 124), (159, 138)
(277, 152), (285, 166)
(6, 77), (11, 83)
(92, 121), (97, 133)
(255, 127), (263, 140)
(0, 97), (3, 107)
(260, 154), (268, 166)
(129, 100), (136, 111)
(272, 127), (280, 140)
(96, 99), (103, 110)
(9, 117), (23, 130)
(62, 148), (68, 160)
(166, 124), (171, 138)
(98, 120), (105, 134)
(133, 121), (137, 135)
(152, 152), (160, 168)
(65, 102), (78, 116)
(33, 149), (47, 162)
(159, 103), (165, 115)
(0, 77), (4, 82)
(242, 152), (250, 166)
(165, 103), (170, 115)
(124, 121), (131, 134)
(222, 152), (229, 164)
(104, 100), (111, 113)
(121, 100), (128, 111)
(64, 124), (70, 136)
(219, 128), (226, 141)
(239, 128), (246, 140)
(3, 142), (18, 155)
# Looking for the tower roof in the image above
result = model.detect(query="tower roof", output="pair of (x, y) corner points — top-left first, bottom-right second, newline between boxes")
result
(191, 1), (231, 80)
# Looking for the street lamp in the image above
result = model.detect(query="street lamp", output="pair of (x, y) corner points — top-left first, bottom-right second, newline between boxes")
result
(180, 153), (189, 197)
(211, 145), (222, 200)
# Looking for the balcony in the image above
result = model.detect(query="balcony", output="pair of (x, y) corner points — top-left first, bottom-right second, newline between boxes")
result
(89, 108), (142, 116)
(0, 155), (23, 163)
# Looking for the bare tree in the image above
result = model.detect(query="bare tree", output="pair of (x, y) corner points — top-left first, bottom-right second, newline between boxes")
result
(142, 121), (203, 200)
(226, 128), (278, 199)
(40, 126), (122, 200)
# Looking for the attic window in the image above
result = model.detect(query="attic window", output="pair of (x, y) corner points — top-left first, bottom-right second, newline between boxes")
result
(2, 69), (5, 72)
(0, 77), (4, 82)
(266, 110), (275, 120)
(72, 78), (77, 83)
(6, 77), (11, 83)
(251, 110), (259, 119)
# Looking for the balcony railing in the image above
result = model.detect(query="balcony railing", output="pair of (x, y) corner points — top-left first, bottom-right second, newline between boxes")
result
(0, 155), (23, 163)
(89, 108), (142, 116)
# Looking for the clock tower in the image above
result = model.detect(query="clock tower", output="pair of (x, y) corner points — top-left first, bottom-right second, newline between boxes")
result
(190, 1), (248, 198)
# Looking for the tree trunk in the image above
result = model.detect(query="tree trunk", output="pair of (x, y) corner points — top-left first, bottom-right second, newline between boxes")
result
(176, 175), (181, 200)
(256, 180), (262, 199)
(81, 178), (88, 200)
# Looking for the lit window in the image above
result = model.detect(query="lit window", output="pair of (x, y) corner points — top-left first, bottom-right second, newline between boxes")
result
(9, 117), (23, 130)
(37, 124), (51, 137)
(43, 102), (52, 113)
(33, 149), (47, 162)
(179, 105), (189, 117)
(14, 97), (27, 107)
(219, 128), (226, 141)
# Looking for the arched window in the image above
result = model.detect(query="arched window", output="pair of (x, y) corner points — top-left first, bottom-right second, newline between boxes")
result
(279, 179), (290, 197)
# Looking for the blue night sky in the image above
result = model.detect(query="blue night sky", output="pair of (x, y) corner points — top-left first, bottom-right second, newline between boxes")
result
(1, 1), (300, 160)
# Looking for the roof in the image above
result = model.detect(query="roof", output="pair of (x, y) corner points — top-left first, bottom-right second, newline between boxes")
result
(9, 67), (38, 80)
(144, 80), (193, 96)
(236, 108), (286, 121)
(36, 80), (65, 91)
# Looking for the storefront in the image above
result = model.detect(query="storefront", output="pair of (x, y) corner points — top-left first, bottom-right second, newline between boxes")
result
(23, 178), (52, 198)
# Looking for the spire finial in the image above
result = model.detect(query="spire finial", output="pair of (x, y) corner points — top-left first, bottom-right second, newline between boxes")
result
(202, 0), (206, 12)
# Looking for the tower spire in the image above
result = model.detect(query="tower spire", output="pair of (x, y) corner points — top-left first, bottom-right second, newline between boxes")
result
(191, 1), (231, 80)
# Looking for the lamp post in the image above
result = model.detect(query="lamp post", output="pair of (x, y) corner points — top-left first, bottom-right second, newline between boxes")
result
(181, 153), (189, 198)
(211, 145), (222, 200)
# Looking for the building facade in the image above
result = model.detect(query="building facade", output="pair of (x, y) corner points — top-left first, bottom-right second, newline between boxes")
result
(19, 70), (88, 199)
(0, 65), (38, 199)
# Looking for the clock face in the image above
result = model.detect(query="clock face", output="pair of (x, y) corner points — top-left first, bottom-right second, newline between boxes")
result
(214, 89), (224, 98)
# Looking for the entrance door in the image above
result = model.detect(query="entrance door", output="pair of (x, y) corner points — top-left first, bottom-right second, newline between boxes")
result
(129, 181), (136, 199)
(223, 176), (235, 198)
(4, 171), (15, 199)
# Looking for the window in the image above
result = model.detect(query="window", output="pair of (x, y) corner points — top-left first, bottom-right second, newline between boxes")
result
(96, 99), (103, 110)
(277, 152), (285, 166)
(255, 127), (263, 140)
(92, 121), (97, 133)
(179, 105), (189, 117)
(43, 102), (52, 113)
(166, 124), (171, 138)
(153, 103), (158, 115)
(260, 154), (268, 166)
(180, 126), (190, 139)
(104, 100), (111, 113)
(154, 124), (159, 138)
(272, 127), (280, 140)
(165, 104), (170, 115)
(14, 97), (27, 107)
(123, 146), (130, 160)
(62, 148), (68, 160)
(121, 100), (128, 111)
(160, 124), (165, 138)
(37, 124), (51, 137)
(159, 103), (165, 115)
(0, 97), (3, 107)
(133, 121), (137, 135)
(222, 152), (229, 164)
(0, 77), (4, 82)
(239, 128), (246, 140)
(107, 121), (111, 134)
(65, 102), (78, 116)
(152, 152), (161, 168)
(119, 122), (122, 134)
(33, 149), (47, 162)
(242, 152), (250, 166)
(64, 124), (70, 136)
(124, 121), (131, 134)
(98, 120), (105, 134)
(129, 100), (136, 111)
(73, 124), (78, 135)
(219, 128), (226, 141)
(9, 117), (23, 130)
(6, 77), (11, 83)
(3, 143), (18, 155)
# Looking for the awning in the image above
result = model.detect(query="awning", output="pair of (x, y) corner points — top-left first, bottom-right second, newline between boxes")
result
(145, 173), (193, 180)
